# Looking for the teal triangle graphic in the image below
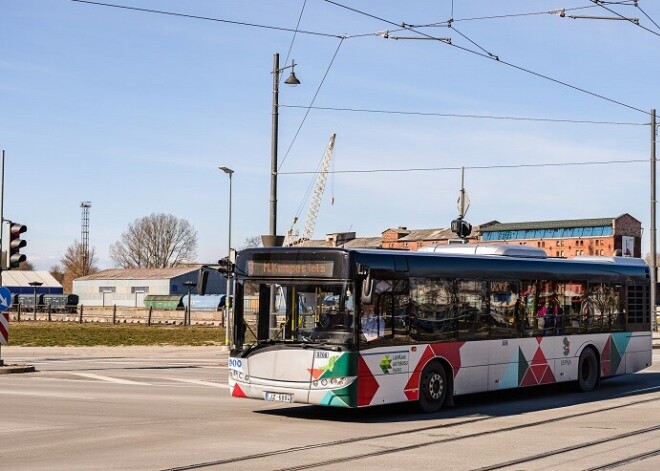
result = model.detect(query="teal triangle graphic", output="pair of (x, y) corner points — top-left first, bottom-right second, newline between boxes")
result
(610, 334), (627, 374)
(611, 333), (631, 358)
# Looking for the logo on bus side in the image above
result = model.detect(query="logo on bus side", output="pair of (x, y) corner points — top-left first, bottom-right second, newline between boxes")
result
(379, 353), (409, 374)
(562, 337), (571, 356)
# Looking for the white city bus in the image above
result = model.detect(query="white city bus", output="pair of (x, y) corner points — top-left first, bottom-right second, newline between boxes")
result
(228, 245), (652, 412)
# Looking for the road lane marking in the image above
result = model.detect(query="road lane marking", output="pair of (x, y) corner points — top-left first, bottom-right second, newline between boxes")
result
(69, 372), (151, 385)
(0, 389), (95, 399)
(167, 378), (229, 389)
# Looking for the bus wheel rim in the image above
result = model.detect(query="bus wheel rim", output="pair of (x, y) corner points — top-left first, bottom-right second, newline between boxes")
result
(428, 373), (444, 400)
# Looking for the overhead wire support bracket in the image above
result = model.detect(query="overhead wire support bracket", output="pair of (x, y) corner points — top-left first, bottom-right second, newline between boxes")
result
(378, 30), (451, 43)
(554, 8), (639, 23)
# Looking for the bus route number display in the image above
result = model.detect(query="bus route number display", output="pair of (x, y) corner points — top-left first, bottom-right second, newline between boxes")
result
(247, 261), (334, 278)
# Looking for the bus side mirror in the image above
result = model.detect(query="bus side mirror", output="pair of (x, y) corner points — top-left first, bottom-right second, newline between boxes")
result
(361, 274), (374, 304)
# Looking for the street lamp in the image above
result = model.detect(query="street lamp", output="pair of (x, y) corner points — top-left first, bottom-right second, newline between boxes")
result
(182, 281), (196, 326)
(219, 166), (234, 346)
(28, 281), (42, 321)
(269, 52), (300, 241)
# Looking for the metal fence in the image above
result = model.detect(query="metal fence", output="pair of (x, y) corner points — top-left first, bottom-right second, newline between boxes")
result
(7, 304), (226, 326)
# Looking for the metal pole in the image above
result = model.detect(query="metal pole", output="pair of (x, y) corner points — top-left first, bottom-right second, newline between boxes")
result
(33, 287), (37, 321)
(187, 288), (192, 326)
(270, 53), (279, 237)
(225, 171), (232, 346)
(651, 109), (657, 331)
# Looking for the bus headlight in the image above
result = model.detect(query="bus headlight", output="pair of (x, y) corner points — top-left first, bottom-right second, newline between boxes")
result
(311, 377), (348, 389)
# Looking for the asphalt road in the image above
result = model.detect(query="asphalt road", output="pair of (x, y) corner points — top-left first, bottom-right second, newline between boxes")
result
(1, 346), (659, 471)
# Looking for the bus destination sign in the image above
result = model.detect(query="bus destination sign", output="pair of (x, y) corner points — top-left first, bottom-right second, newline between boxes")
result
(247, 261), (334, 278)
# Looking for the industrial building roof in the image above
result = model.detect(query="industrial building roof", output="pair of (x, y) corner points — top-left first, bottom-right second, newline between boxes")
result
(1, 270), (63, 288)
(75, 267), (199, 281)
(480, 216), (628, 232)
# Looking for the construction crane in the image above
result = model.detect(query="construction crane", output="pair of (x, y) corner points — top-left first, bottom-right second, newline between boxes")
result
(284, 133), (336, 246)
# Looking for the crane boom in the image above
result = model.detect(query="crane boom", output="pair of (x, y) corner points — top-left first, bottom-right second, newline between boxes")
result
(301, 133), (335, 241)
(283, 133), (335, 246)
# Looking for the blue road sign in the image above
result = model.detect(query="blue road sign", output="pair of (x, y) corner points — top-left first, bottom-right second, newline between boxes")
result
(0, 287), (12, 312)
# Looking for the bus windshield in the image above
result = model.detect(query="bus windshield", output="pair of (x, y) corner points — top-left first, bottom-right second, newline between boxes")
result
(237, 280), (355, 347)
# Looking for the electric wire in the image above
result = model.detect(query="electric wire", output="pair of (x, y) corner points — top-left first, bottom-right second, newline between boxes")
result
(323, 0), (651, 117)
(364, 5), (602, 35)
(278, 105), (647, 126)
(277, 37), (345, 171)
(636, 3), (660, 31)
(66, 0), (343, 39)
(590, 0), (660, 38)
(277, 159), (649, 176)
(281, 0), (308, 85)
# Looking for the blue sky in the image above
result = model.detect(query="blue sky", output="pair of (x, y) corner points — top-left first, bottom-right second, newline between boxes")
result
(2, 0), (659, 270)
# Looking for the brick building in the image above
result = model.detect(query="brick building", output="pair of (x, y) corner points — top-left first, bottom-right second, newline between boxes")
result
(479, 214), (641, 258)
(297, 214), (642, 258)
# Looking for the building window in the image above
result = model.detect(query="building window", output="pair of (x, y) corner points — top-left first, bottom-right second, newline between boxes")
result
(99, 287), (116, 293)
(131, 287), (149, 294)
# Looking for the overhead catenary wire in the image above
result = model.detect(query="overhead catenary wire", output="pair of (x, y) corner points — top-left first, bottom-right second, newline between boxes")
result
(278, 159), (650, 176)
(589, 0), (660, 38)
(278, 105), (648, 126)
(323, 0), (652, 117)
(636, 3), (660, 31)
(66, 0), (653, 118)
(281, 0), (308, 84)
(66, 0), (344, 39)
(277, 37), (345, 171)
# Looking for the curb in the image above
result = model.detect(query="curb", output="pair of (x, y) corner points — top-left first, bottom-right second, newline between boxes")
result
(0, 364), (36, 375)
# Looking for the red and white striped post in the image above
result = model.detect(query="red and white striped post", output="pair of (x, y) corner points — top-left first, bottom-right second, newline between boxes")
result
(0, 312), (8, 366)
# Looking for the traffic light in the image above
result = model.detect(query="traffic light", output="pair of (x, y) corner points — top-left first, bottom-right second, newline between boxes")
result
(451, 218), (472, 239)
(2, 220), (27, 270)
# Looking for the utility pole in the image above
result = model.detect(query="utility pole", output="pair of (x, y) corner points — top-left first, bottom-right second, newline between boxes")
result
(651, 109), (657, 331)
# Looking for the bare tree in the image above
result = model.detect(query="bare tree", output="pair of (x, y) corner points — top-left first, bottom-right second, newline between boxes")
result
(241, 235), (262, 249)
(109, 213), (197, 268)
(53, 241), (99, 292)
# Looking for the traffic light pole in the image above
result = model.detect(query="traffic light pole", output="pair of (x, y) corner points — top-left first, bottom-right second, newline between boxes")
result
(1, 149), (5, 284)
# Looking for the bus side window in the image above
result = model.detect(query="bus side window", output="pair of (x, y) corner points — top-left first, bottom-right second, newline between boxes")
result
(360, 279), (394, 345)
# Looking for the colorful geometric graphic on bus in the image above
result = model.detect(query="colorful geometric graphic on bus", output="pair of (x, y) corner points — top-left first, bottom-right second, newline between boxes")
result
(518, 339), (556, 387)
(601, 333), (629, 377)
(320, 383), (356, 407)
(357, 355), (379, 406)
(379, 355), (393, 374)
(231, 382), (247, 398)
(308, 353), (352, 380)
(403, 342), (464, 401)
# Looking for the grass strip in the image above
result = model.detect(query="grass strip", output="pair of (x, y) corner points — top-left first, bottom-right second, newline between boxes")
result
(6, 322), (227, 347)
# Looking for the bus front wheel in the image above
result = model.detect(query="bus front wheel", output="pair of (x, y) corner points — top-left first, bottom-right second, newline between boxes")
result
(419, 362), (448, 413)
(577, 347), (599, 392)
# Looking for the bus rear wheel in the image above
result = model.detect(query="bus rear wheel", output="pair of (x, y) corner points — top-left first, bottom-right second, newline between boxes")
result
(577, 347), (599, 392)
(419, 363), (448, 413)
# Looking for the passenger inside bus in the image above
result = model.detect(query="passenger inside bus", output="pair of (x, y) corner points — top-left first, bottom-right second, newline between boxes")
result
(310, 293), (355, 343)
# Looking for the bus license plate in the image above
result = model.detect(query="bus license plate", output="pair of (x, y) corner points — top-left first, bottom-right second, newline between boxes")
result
(264, 392), (293, 403)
